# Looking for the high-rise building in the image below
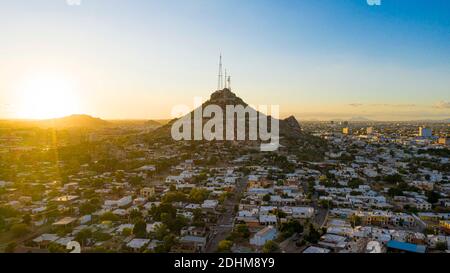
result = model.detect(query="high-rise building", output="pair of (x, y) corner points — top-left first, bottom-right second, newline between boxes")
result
(438, 137), (449, 146)
(419, 127), (432, 137)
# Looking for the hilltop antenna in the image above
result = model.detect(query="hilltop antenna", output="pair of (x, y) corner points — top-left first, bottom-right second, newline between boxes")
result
(217, 54), (223, 90)
(224, 69), (228, 89)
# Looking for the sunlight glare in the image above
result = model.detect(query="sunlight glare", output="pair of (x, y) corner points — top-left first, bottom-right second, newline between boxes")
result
(14, 73), (81, 119)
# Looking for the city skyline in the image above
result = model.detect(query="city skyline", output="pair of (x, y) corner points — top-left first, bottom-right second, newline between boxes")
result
(0, 0), (449, 121)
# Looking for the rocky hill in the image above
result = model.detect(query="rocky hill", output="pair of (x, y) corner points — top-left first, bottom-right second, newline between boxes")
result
(146, 88), (327, 158)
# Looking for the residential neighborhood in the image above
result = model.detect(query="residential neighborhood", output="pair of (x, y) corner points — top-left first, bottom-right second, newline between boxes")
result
(1, 119), (449, 254)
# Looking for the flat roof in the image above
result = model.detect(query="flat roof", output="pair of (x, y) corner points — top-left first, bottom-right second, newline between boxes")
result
(387, 240), (426, 253)
(53, 217), (77, 226)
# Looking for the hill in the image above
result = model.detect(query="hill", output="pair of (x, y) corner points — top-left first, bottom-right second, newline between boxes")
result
(34, 114), (110, 128)
(146, 88), (327, 158)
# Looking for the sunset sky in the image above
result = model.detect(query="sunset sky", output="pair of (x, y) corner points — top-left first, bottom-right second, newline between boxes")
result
(0, 0), (449, 120)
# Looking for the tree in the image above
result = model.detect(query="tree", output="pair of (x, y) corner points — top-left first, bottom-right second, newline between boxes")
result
(436, 242), (447, 251)
(162, 191), (187, 203)
(262, 240), (279, 253)
(48, 242), (67, 253)
(150, 203), (177, 221)
(100, 212), (120, 222)
(304, 224), (320, 244)
(0, 216), (5, 231)
(5, 242), (16, 253)
(234, 224), (250, 239)
(188, 188), (210, 204)
(79, 202), (98, 215)
(133, 220), (147, 238)
(383, 174), (403, 184)
(217, 240), (233, 253)
(130, 209), (143, 222)
(22, 214), (32, 225)
(11, 223), (30, 238)
(122, 228), (132, 236)
(350, 215), (362, 227)
(280, 220), (303, 237)
(348, 178), (363, 189)
(93, 231), (112, 242)
(155, 223), (170, 240)
(161, 234), (177, 252)
(262, 194), (271, 202)
(75, 228), (92, 246)
(426, 191), (440, 204)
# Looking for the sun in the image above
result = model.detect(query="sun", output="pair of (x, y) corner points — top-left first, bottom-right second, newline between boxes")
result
(14, 73), (81, 120)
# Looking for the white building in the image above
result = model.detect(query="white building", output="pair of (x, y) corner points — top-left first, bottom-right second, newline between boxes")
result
(250, 226), (277, 246)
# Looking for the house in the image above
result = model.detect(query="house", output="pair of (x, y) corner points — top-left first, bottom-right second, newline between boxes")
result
(319, 233), (347, 250)
(126, 238), (150, 252)
(104, 196), (132, 208)
(32, 234), (60, 248)
(136, 165), (156, 172)
(52, 217), (77, 228)
(386, 240), (426, 253)
(259, 215), (277, 225)
(303, 246), (330, 253)
(179, 236), (207, 252)
(440, 220), (450, 233)
(146, 222), (162, 233)
(289, 207), (314, 219)
(79, 215), (92, 225)
(250, 225), (277, 246)
(140, 187), (155, 198)
(201, 200), (218, 210)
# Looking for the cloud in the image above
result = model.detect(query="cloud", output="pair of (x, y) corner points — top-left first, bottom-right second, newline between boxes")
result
(434, 101), (450, 109)
(348, 103), (417, 108)
(348, 103), (363, 107)
(369, 103), (416, 108)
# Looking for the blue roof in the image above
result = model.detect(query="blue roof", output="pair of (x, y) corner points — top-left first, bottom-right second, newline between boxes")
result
(387, 240), (426, 253)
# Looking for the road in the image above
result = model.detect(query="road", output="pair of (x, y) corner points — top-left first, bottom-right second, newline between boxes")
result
(306, 189), (329, 228)
(205, 175), (248, 252)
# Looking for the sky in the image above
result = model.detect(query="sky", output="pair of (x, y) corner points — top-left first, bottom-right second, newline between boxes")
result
(0, 0), (449, 121)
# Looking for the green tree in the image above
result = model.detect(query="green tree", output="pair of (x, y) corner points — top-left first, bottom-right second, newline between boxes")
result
(122, 228), (133, 236)
(155, 223), (170, 240)
(5, 242), (16, 253)
(234, 224), (250, 239)
(100, 212), (120, 222)
(304, 224), (320, 244)
(280, 220), (303, 237)
(11, 223), (30, 238)
(22, 214), (32, 225)
(262, 240), (279, 253)
(133, 220), (147, 238)
(436, 242), (447, 251)
(93, 231), (112, 242)
(130, 209), (143, 222)
(217, 240), (233, 253)
(188, 188), (210, 204)
(75, 228), (92, 246)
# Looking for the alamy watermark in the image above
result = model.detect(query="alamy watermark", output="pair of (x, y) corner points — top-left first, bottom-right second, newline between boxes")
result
(367, 0), (381, 6)
(170, 97), (280, 152)
(66, 0), (82, 6)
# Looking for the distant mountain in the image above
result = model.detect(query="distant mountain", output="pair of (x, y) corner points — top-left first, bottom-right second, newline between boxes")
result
(349, 116), (372, 122)
(154, 119), (171, 125)
(34, 114), (110, 128)
(146, 120), (162, 128)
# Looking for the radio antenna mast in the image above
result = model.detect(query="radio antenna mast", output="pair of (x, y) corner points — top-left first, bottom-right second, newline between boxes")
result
(217, 54), (223, 90)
